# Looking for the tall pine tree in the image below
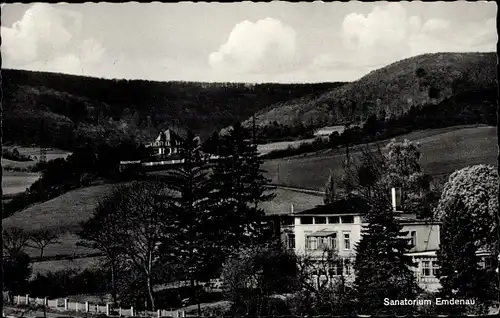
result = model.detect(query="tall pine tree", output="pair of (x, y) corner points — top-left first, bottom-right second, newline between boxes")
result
(210, 122), (275, 255)
(160, 130), (214, 316)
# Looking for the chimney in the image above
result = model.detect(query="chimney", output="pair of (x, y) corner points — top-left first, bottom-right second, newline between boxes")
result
(391, 187), (402, 211)
(290, 203), (294, 214)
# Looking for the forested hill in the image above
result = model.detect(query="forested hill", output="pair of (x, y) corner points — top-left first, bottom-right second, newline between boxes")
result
(250, 52), (497, 129)
(1, 68), (346, 150)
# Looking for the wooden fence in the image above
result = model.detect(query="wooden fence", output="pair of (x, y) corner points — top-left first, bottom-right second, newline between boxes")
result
(10, 295), (187, 318)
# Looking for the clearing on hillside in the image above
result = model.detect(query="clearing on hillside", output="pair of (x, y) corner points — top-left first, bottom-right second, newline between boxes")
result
(262, 125), (497, 190)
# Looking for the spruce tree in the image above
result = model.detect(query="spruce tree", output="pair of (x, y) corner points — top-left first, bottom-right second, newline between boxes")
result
(353, 189), (421, 315)
(210, 122), (275, 254)
(160, 130), (214, 316)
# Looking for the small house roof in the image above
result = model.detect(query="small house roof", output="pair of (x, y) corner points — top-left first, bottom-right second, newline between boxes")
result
(294, 196), (369, 216)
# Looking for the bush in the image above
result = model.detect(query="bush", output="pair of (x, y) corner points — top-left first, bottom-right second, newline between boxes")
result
(27, 268), (108, 299)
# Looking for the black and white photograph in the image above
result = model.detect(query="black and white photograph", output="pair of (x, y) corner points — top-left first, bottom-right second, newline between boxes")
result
(1, 1), (498, 317)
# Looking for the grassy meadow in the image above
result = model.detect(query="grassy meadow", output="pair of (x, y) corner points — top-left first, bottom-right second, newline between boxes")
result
(2, 147), (72, 197)
(2, 170), (41, 196)
(3, 184), (119, 259)
(261, 125), (498, 190)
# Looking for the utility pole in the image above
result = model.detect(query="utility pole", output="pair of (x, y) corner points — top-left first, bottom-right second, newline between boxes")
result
(252, 113), (256, 146)
(39, 119), (47, 163)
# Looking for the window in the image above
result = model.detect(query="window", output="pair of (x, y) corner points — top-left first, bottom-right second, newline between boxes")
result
(304, 231), (312, 249)
(341, 215), (354, 224)
(344, 259), (352, 275)
(287, 234), (295, 249)
(306, 233), (317, 250)
(328, 233), (338, 250)
(317, 237), (327, 250)
(301, 217), (313, 225)
(431, 261), (439, 277)
(328, 216), (339, 224)
(328, 260), (344, 276)
(410, 231), (417, 247)
(343, 232), (351, 250)
(315, 217), (326, 224)
(422, 261), (431, 276)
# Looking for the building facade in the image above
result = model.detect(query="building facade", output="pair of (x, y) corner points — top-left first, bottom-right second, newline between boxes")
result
(147, 129), (185, 158)
(287, 189), (443, 291)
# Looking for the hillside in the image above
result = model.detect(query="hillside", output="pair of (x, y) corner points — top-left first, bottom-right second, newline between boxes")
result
(262, 125), (498, 190)
(251, 52), (497, 128)
(1, 68), (346, 150)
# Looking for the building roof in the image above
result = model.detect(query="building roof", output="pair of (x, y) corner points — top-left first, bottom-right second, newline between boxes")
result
(260, 188), (324, 216)
(155, 128), (184, 143)
(294, 196), (370, 216)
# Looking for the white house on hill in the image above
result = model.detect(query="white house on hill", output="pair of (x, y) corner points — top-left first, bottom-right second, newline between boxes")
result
(146, 129), (201, 159)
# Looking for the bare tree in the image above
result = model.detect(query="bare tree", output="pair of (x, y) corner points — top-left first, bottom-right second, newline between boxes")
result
(3, 227), (31, 257)
(77, 199), (126, 306)
(29, 229), (61, 259)
(107, 181), (176, 311)
(293, 247), (354, 316)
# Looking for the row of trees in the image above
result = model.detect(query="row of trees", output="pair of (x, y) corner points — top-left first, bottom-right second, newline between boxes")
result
(77, 123), (274, 312)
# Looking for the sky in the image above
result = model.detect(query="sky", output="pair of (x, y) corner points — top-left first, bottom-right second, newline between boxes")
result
(1, 1), (497, 83)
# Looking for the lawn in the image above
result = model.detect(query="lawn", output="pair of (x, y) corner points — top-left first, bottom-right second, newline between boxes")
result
(261, 125), (498, 190)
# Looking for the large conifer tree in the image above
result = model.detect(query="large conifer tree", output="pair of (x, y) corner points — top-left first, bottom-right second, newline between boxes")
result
(210, 122), (275, 254)
(349, 143), (421, 315)
(160, 130), (214, 315)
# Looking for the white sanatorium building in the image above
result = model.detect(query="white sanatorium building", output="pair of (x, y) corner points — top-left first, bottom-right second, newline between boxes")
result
(275, 188), (494, 292)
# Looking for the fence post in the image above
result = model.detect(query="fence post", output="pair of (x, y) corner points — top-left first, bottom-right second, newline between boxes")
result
(76, 302), (79, 312)
(44, 297), (48, 306)
(25, 294), (29, 305)
(85, 301), (89, 312)
(64, 299), (68, 310)
(157, 310), (160, 318)
(16, 295), (20, 305)
(106, 304), (110, 316)
(119, 307), (122, 316)
(130, 306), (134, 317)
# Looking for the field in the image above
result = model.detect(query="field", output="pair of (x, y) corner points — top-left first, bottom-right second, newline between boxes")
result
(261, 125), (498, 190)
(2, 170), (41, 196)
(2, 147), (72, 197)
(257, 137), (316, 155)
(3, 184), (119, 258)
